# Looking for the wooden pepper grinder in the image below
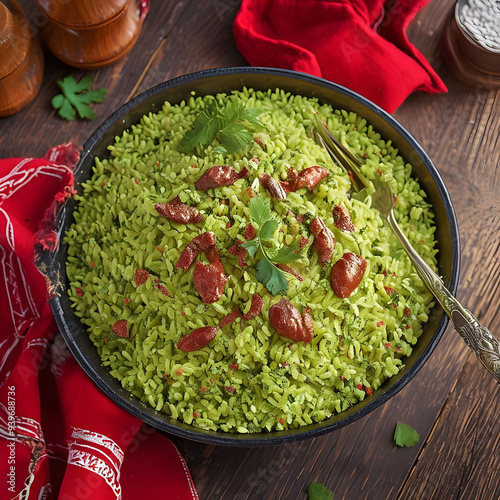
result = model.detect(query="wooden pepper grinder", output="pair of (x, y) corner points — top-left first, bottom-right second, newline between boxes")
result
(34, 0), (150, 69)
(0, 1), (44, 117)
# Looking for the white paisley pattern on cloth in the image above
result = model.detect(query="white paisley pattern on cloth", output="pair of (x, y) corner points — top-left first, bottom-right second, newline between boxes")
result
(67, 427), (125, 499)
(0, 159), (74, 377)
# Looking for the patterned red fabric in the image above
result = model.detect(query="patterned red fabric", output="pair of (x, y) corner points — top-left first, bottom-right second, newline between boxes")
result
(0, 144), (198, 500)
(233, 0), (447, 113)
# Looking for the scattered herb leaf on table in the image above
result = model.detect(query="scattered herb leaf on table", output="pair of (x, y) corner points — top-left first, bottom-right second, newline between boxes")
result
(394, 422), (420, 447)
(52, 75), (108, 121)
(307, 483), (334, 500)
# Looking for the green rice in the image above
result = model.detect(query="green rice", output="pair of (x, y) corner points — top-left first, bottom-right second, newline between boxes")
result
(65, 87), (438, 433)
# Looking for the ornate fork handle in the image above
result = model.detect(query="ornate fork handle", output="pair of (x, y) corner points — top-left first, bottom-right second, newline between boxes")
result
(387, 210), (500, 383)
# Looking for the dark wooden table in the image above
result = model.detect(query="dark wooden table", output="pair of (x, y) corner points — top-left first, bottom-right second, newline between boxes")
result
(1, 1), (499, 499)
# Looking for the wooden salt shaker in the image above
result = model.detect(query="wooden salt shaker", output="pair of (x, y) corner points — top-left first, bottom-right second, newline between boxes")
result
(0, 1), (44, 117)
(35, 0), (149, 69)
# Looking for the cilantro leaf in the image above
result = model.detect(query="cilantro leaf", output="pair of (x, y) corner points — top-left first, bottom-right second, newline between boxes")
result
(248, 197), (271, 229)
(219, 122), (252, 154)
(52, 75), (107, 121)
(394, 422), (420, 448)
(270, 242), (302, 264)
(244, 197), (304, 295)
(178, 101), (220, 153)
(240, 107), (265, 127)
(241, 238), (259, 258)
(177, 99), (263, 154)
(307, 483), (334, 500)
(256, 258), (288, 296)
(259, 219), (279, 241)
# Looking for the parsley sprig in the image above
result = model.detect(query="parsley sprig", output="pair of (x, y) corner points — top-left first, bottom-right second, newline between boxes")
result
(177, 99), (263, 154)
(51, 75), (107, 121)
(241, 197), (302, 295)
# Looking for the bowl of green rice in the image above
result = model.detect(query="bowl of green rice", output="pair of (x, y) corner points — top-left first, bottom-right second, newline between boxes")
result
(43, 67), (460, 446)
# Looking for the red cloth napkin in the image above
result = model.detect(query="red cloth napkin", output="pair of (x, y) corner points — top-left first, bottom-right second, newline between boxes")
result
(0, 144), (198, 500)
(233, 0), (447, 113)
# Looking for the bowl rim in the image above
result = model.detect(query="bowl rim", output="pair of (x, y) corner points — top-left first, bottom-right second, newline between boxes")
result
(47, 67), (460, 446)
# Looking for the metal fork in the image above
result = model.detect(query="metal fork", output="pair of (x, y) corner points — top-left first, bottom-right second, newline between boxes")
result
(314, 116), (500, 384)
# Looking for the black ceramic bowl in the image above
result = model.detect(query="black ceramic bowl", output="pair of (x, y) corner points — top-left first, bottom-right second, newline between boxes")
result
(42, 67), (460, 446)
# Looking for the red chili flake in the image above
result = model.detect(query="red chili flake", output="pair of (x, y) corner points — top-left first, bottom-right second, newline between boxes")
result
(102, 181), (107, 186)
(381, 270), (387, 276)
(340, 375), (346, 381)
(193, 412), (199, 418)
(377, 168), (383, 176)
(418, 239), (423, 243)
(191, 164), (197, 168)
(134, 269), (150, 286)
(210, 378), (215, 384)
(102, 336), (108, 342)
(155, 161), (160, 166)
(393, 303), (398, 308)
(247, 187), (254, 198)
(377, 320), (384, 327)
(406, 325), (412, 330)
(163, 373), (168, 378)
(181, 310), (185, 316)
(76, 287), (83, 297)
(254, 137), (264, 148)
(279, 418), (284, 425)
(365, 387), (372, 396)
(112, 320), (129, 338)
(385, 342), (392, 349)
(384, 286), (397, 296)
(156, 245), (163, 252)
(363, 152), (369, 158)
(176, 368), (184, 376)
(348, 171), (353, 180)
(356, 383), (363, 390)
(396, 346), (403, 351)
(404, 307), (411, 317)
(230, 363), (239, 370)
(283, 361), (289, 367)
(225, 386), (235, 393)
(124, 298), (130, 305)
(391, 272), (396, 277)
(226, 221), (231, 228)
(201, 387), (207, 393)
(89, 261), (96, 268)
(134, 179), (139, 185)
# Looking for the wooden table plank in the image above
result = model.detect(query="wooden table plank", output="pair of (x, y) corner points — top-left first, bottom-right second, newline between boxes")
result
(133, 0), (247, 95)
(399, 354), (500, 500)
